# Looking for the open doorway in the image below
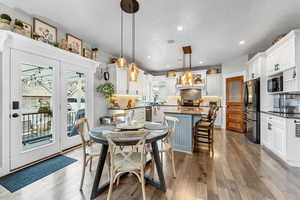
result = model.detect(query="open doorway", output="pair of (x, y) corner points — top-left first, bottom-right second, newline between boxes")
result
(226, 76), (245, 133)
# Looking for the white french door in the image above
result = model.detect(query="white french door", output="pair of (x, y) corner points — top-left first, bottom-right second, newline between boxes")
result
(10, 49), (60, 169)
(60, 62), (89, 150)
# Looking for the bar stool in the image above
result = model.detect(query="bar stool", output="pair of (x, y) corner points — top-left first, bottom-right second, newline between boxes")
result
(194, 106), (218, 153)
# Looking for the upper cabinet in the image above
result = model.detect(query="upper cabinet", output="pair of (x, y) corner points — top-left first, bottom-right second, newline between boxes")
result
(247, 53), (265, 81)
(266, 37), (295, 76)
(265, 29), (300, 93)
(108, 64), (152, 97)
(108, 64), (128, 95)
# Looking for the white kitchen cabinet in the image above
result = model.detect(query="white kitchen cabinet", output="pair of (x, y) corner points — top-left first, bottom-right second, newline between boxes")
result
(166, 77), (178, 96)
(285, 119), (300, 166)
(206, 74), (222, 96)
(132, 108), (146, 122)
(215, 108), (223, 127)
(260, 113), (270, 148)
(108, 64), (128, 95)
(262, 114), (286, 158)
(262, 30), (300, 93)
(247, 53), (265, 81)
(144, 74), (152, 101)
(259, 113), (300, 167)
(271, 116), (286, 158)
(266, 37), (295, 76)
(152, 106), (164, 122)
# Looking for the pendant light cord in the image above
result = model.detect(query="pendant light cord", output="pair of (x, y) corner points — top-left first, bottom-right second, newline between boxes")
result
(120, 10), (124, 57)
(189, 53), (192, 69)
(132, 13), (135, 63)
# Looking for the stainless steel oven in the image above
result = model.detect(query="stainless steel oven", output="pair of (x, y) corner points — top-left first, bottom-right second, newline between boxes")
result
(268, 75), (283, 93)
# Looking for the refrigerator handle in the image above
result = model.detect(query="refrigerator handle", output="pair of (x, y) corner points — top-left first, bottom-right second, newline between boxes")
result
(244, 83), (248, 106)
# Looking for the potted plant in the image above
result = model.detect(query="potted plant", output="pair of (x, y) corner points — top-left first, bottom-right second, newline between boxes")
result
(38, 106), (53, 117)
(13, 19), (25, 35)
(96, 82), (115, 108)
(0, 13), (12, 30)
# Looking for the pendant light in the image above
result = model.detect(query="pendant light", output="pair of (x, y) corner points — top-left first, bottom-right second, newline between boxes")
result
(129, 13), (139, 82)
(117, 10), (127, 68)
(181, 46), (193, 86)
(180, 53), (187, 85)
(186, 53), (193, 85)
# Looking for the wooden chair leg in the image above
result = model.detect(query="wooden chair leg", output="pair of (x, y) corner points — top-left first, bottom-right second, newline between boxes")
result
(160, 151), (163, 169)
(80, 154), (87, 191)
(150, 155), (155, 180)
(89, 156), (93, 172)
(107, 173), (114, 200)
(170, 149), (176, 178)
(140, 169), (146, 200)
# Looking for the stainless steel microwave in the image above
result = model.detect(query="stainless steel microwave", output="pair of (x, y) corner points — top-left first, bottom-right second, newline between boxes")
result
(268, 76), (283, 93)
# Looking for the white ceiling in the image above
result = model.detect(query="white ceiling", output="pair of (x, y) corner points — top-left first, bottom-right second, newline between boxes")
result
(2, 0), (300, 71)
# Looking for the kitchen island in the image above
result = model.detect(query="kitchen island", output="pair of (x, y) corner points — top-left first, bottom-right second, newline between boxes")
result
(164, 107), (205, 153)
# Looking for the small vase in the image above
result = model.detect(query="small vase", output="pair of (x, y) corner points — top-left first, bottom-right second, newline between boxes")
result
(0, 19), (11, 31)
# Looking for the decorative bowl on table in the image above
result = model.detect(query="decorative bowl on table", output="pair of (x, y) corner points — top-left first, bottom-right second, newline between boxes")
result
(144, 122), (165, 130)
(116, 121), (144, 130)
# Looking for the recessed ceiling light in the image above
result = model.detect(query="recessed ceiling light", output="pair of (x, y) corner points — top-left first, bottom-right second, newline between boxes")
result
(177, 25), (183, 32)
(147, 56), (151, 59)
(239, 40), (245, 45)
(199, 61), (204, 64)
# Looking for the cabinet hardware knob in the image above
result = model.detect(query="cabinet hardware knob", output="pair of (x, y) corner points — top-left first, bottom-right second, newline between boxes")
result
(12, 113), (19, 118)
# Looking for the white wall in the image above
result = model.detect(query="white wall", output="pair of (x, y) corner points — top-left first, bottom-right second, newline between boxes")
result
(222, 55), (248, 75)
(0, 3), (113, 63)
(0, 3), (114, 127)
(221, 54), (248, 128)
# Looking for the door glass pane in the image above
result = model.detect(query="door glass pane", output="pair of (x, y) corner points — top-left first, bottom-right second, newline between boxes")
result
(21, 64), (54, 150)
(228, 80), (242, 102)
(66, 71), (86, 137)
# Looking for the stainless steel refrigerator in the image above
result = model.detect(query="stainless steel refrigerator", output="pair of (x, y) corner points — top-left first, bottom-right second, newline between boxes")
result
(244, 78), (260, 144)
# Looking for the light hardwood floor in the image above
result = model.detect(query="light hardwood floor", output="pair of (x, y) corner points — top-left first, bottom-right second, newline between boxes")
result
(1, 129), (300, 200)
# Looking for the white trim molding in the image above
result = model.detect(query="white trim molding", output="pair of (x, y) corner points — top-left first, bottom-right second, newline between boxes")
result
(0, 30), (101, 176)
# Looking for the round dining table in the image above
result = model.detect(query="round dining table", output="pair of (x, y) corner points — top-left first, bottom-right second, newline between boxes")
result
(89, 124), (169, 200)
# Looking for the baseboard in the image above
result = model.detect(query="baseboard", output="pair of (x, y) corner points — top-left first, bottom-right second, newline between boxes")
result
(261, 145), (297, 169)
(173, 144), (193, 154)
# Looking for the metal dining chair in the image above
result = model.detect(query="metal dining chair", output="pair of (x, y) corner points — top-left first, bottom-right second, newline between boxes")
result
(105, 129), (149, 200)
(76, 118), (104, 191)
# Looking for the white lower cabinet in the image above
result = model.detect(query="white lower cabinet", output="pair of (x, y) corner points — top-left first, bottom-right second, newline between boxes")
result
(133, 108), (146, 122)
(260, 113), (300, 167)
(125, 108), (146, 122)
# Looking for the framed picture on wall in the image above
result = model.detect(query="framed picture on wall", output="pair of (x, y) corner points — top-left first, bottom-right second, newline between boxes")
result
(83, 48), (92, 59)
(33, 18), (57, 43)
(66, 33), (83, 55)
(23, 22), (32, 38)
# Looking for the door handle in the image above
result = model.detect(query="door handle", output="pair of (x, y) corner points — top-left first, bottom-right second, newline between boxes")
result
(12, 113), (19, 118)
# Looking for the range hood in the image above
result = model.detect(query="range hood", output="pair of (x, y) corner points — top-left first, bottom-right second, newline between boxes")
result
(177, 84), (205, 90)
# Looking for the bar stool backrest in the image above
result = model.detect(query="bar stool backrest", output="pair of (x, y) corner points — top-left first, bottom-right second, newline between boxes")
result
(207, 104), (218, 120)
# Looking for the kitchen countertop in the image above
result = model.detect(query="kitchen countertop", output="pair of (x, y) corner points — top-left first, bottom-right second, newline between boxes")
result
(108, 105), (222, 110)
(163, 107), (205, 115)
(261, 111), (300, 119)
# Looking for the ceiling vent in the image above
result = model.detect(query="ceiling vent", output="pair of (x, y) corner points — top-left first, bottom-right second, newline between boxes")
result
(167, 40), (175, 44)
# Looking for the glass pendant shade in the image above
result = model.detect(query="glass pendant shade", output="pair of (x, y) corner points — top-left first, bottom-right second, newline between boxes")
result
(167, 70), (176, 78)
(129, 62), (139, 82)
(117, 56), (127, 68)
(186, 70), (193, 85)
